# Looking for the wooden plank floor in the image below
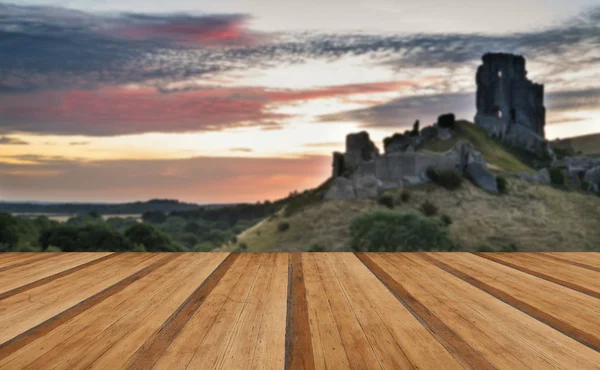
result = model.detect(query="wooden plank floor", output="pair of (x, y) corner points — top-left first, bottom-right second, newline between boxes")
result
(0, 252), (599, 369)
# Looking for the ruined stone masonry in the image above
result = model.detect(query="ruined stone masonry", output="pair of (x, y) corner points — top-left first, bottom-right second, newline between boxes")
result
(474, 53), (548, 155)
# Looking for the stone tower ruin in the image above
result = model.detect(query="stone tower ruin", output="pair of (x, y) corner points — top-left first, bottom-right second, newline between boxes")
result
(474, 53), (547, 155)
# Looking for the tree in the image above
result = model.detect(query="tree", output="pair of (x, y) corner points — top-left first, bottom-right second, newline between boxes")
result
(124, 223), (176, 252)
(142, 210), (168, 224)
(0, 213), (19, 250)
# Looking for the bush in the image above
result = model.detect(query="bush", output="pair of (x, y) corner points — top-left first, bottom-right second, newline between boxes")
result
(399, 190), (411, 203)
(420, 201), (438, 217)
(278, 222), (290, 232)
(45, 245), (62, 252)
(350, 210), (459, 252)
(132, 243), (147, 252)
(549, 167), (565, 186)
(194, 241), (216, 252)
(231, 236), (238, 244)
(500, 243), (519, 252)
(238, 242), (248, 250)
(476, 245), (494, 252)
(308, 244), (326, 252)
(426, 168), (463, 190)
(496, 176), (508, 194)
(377, 195), (395, 209)
(440, 214), (453, 226)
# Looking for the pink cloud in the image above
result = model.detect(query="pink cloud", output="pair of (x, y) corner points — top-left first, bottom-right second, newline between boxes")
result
(0, 80), (421, 136)
(111, 16), (266, 47)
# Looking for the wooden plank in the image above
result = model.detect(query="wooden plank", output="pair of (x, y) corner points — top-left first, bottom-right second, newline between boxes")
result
(368, 253), (600, 370)
(181, 253), (265, 370)
(320, 253), (414, 369)
(151, 253), (256, 370)
(475, 253), (600, 299)
(539, 253), (600, 272)
(302, 252), (350, 370)
(545, 253), (600, 270)
(285, 253), (316, 370)
(0, 253), (175, 360)
(0, 253), (185, 369)
(333, 253), (467, 370)
(218, 254), (283, 369)
(357, 253), (494, 370)
(0, 253), (164, 344)
(123, 253), (237, 370)
(0, 253), (117, 300)
(48, 253), (229, 370)
(0, 253), (59, 271)
(249, 253), (288, 370)
(421, 252), (600, 352)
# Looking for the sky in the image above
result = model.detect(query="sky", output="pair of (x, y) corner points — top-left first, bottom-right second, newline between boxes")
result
(1, 0), (599, 203)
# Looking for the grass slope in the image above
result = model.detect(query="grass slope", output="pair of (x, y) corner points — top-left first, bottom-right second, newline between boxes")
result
(422, 121), (535, 174)
(230, 180), (600, 252)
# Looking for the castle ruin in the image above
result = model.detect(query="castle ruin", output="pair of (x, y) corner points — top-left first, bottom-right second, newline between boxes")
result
(474, 53), (547, 155)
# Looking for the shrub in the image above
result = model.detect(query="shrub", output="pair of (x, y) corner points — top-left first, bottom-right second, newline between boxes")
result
(420, 201), (438, 217)
(399, 190), (411, 203)
(440, 214), (453, 226)
(278, 222), (290, 232)
(377, 195), (395, 209)
(308, 244), (326, 252)
(476, 245), (494, 252)
(500, 243), (519, 252)
(231, 236), (238, 244)
(45, 245), (62, 252)
(349, 210), (459, 252)
(238, 242), (248, 250)
(426, 167), (463, 190)
(549, 167), (565, 186)
(496, 176), (508, 194)
(132, 243), (147, 252)
(194, 241), (216, 252)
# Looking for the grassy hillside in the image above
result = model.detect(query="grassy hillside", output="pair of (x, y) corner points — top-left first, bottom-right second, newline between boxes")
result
(222, 120), (600, 253)
(228, 180), (600, 252)
(422, 121), (535, 174)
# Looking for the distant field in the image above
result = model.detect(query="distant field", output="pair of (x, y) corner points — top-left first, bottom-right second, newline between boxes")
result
(561, 133), (600, 156)
(13, 213), (142, 222)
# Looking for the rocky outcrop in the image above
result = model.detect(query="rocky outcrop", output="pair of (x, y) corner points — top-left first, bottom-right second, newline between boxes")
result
(512, 169), (551, 185)
(474, 53), (548, 156)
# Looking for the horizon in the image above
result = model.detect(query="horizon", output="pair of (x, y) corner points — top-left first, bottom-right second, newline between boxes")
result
(1, 0), (600, 203)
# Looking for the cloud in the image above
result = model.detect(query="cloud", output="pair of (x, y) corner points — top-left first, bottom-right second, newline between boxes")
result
(321, 88), (600, 130)
(0, 81), (415, 136)
(230, 147), (253, 152)
(69, 141), (91, 146)
(1, 3), (599, 94)
(0, 136), (28, 145)
(0, 154), (331, 203)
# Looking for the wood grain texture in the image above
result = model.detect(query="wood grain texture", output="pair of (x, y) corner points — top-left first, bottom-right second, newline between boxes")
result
(475, 252), (600, 299)
(0, 252), (599, 370)
(285, 253), (315, 370)
(421, 253), (600, 352)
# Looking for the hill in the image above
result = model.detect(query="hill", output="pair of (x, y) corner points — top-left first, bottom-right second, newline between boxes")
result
(224, 121), (600, 252)
(228, 180), (600, 252)
(553, 133), (600, 156)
